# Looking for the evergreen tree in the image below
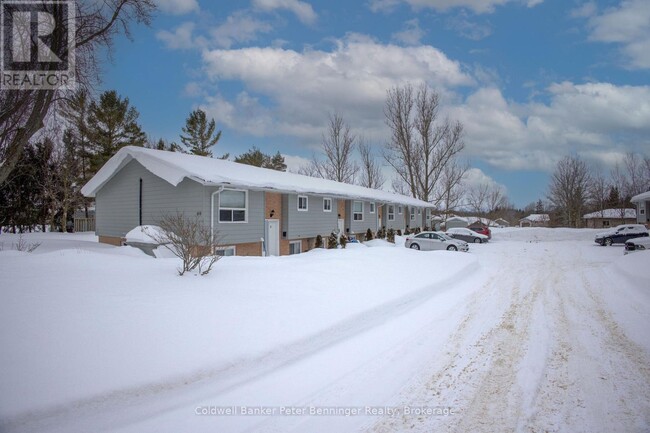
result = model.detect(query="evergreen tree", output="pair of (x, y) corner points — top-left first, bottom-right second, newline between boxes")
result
(328, 232), (338, 249)
(339, 234), (347, 249)
(148, 137), (180, 152)
(365, 228), (374, 241)
(235, 147), (287, 171)
(180, 109), (222, 157)
(315, 234), (323, 248)
(387, 228), (395, 243)
(235, 146), (267, 167)
(267, 151), (287, 171)
(87, 90), (146, 175)
(61, 89), (92, 185)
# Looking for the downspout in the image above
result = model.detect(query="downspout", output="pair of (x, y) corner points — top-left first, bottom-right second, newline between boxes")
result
(210, 186), (225, 243)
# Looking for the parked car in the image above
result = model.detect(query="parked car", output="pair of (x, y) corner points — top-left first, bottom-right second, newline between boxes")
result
(624, 236), (650, 254)
(405, 231), (469, 252)
(469, 226), (491, 239)
(594, 224), (649, 246)
(446, 227), (489, 244)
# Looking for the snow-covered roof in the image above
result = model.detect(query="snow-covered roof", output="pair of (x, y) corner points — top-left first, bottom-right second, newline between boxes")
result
(631, 191), (650, 203)
(521, 214), (550, 222)
(583, 208), (636, 219)
(81, 146), (433, 208)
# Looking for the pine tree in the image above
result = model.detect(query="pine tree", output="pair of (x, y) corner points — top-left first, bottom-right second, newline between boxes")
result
(339, 234), (347, 249)
(365, 228), (374, 241)
(267, 152), (287, 171)
(180, 109), (222, 157)
(235, 147), (287, 171)
(315, 234), (323, 248)
(87, 90), (146, 175)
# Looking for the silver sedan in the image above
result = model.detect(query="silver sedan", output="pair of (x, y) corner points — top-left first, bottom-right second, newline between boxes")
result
(405, 231), (469, 252)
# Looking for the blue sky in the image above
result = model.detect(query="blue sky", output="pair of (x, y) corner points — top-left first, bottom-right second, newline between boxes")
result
(102, 0), (650, 207)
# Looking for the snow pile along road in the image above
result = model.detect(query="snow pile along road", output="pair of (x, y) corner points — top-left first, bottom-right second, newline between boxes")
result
(0, 235), (475, 431)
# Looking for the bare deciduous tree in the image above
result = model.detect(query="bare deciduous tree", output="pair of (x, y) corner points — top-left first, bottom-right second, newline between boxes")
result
(438, 161), (466, 218)
(358, 137), (385, 189)
(145, 213), (223, 276)
(548, 155), (591, 228)
(0, 0), (156, 185)
(306, 113), (358, 184)
(383, 83), (466, 206)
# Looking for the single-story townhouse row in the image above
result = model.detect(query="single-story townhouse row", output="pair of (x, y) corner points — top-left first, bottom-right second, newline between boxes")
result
(582, 208), (636, 228)
(631, 191), (650, 227)
(81, 146), (435, 256)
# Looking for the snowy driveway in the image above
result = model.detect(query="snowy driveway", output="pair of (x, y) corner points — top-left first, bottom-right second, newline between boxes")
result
(1, 229), (649, 432)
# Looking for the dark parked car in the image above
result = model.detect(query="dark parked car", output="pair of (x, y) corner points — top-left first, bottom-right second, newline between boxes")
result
(469, 226), (491, 239)
(446, 227), (489, 244)
(624, 236), (650, 254)
(594, 224), (649, 246)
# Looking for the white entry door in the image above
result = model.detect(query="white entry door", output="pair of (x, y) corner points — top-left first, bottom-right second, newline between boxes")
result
(265, 219), (280, 256)
(338, 218), (344, 235)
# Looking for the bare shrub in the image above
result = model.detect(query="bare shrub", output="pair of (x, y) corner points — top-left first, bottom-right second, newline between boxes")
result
(145, 213), (222, 276)
(14, 234), (41, 252)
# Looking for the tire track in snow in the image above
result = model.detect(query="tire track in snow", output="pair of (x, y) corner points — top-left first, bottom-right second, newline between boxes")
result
(367, 247), (542, 433)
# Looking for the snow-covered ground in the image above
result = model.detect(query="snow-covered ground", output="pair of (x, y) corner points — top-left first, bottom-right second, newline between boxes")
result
(0, 228), (648, 432)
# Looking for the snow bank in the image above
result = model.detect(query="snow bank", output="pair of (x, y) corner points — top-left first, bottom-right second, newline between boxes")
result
(364, 239), (395, 248)
(491, 227), (601, 242)
(124, 225), (165, 244)
(0, 236), (477, 420)
(608, 250), (650, 285)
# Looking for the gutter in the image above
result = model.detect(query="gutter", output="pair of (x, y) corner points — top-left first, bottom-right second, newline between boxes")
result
(210, 186), (225, 243)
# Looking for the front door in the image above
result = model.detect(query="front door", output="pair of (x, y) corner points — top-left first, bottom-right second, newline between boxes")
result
(265, 219), (280, 256)
(338, 218), (344, 236)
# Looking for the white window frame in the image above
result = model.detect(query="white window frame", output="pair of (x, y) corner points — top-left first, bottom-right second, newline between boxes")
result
(398, 206), (402, 215)
(297, 195), (308, 212)
(289, 240), (302, 255)
(410, 207), (416, 221)
(388, 205), (395, 221)
(369, 202), (376, 214)
(214, 245), (236, 256)
(323, 197), (332, 212)
(218, 189), (248, 224)
(353, 201), (364, 221)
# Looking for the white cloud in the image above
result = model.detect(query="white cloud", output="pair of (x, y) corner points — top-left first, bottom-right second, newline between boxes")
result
(585, 0), (650, 69)
(391, 19), (426, 46)
(282, 154), (313, 172)
(446, 13), (492, 40)
(211, 11), (273, 48)
(450, 82), (650, 171)
(155, 0), (199, 15)
(463, 168), (507, 192)
(570, 1), (597, 18)
(200, 36), (473, 138)
(156, 22), (197, 50)
(252, 0), (317, 24)
(368, 0), (542, 14)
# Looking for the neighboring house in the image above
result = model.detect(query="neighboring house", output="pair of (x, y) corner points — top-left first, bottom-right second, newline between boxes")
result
(520, 214), (550, 227)
(494, 218), (510, 228)
(81, 146), (433, 256)
(445, 216), (470, 229)
(582, 208), (636, 228)
(631, 191), (650, 226)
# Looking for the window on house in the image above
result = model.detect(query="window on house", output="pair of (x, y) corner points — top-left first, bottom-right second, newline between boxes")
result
(323, 197), (332, 212)
(353, 201), (364, 221)
(298, 195), (308, 211)
(289, 240), (302, 255)
(388, 205), (395, 221)
(215, 246), (236, 256)
(603, 220), (610, 227)
(369, 202), (376, 214)
(641, 208), (646, 215)
(410, 208), (416, 221)
(398, 206), (402, 214)
(219, 190), (247, 222)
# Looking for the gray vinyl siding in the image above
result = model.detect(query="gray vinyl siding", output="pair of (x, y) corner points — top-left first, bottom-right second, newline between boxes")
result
(346, 199), (379, 235)
(383, 203), (405, 231)
(282, 194), (339, 239)
(206, 187), (265, 245)
(95, 160), (203, 238)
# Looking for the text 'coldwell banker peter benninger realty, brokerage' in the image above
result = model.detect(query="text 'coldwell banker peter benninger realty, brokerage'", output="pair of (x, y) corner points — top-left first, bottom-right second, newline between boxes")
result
(195, 406), (455, 417)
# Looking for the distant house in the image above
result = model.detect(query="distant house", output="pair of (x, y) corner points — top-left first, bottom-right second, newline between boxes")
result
(520, 214), (550, 227)
(444, 216), (470, 230)
(631, 191), (650, 227)
(81, 147), (433, 256)
(494, 218), (510, 228)
(582, 208), (636, 228)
